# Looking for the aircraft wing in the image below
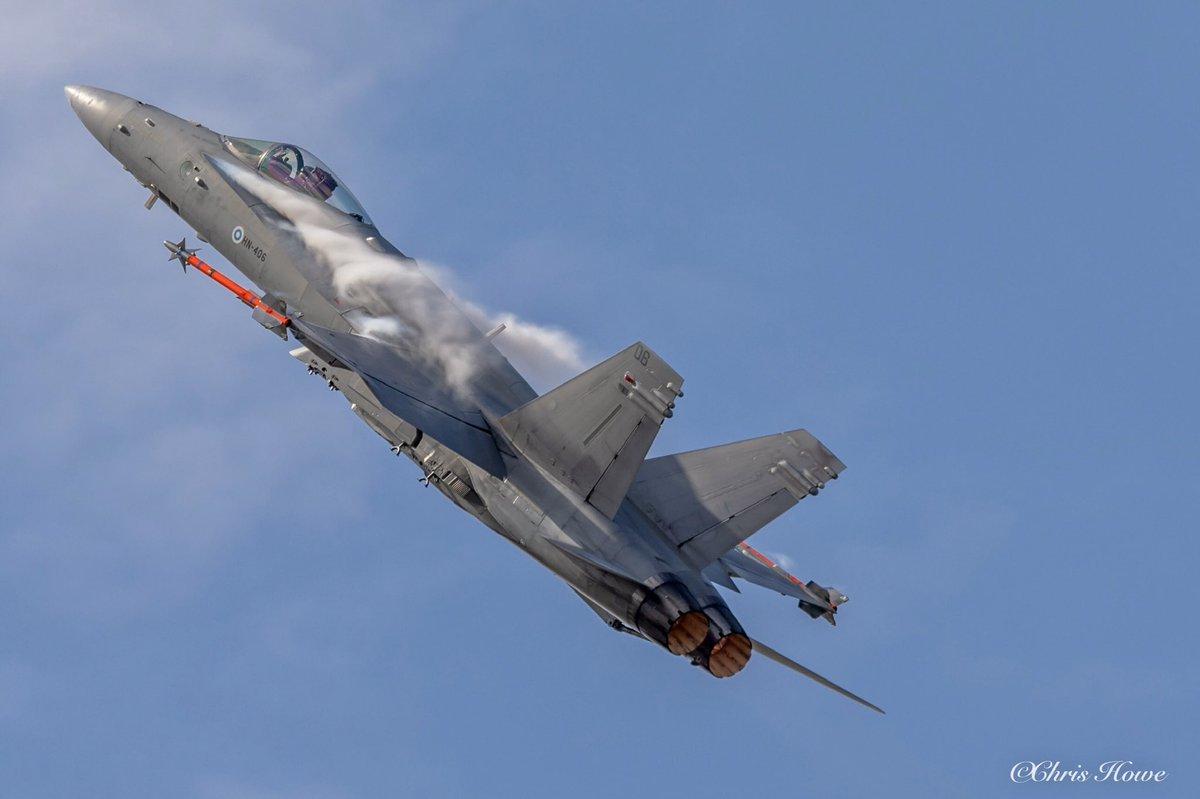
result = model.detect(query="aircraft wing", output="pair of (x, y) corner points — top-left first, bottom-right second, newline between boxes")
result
(293, 320), (504, 475)
(627, 429), (845, 567)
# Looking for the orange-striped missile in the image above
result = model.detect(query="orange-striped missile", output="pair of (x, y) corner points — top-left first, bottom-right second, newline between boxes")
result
(163, 237), (290, 328)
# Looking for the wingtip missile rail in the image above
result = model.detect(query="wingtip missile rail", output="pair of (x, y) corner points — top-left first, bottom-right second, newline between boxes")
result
(162, 237), (290, 337)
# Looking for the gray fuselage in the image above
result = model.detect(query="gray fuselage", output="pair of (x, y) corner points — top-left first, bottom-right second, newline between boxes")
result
(67, 85), (752, 676)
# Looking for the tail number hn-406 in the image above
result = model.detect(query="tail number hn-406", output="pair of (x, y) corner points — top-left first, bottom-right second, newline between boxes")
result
(231, 226), (267, 262)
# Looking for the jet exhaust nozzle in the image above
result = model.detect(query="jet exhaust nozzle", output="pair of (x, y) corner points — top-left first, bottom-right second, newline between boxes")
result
(634, 581), (710, 656)
(691, 600), (753, 678)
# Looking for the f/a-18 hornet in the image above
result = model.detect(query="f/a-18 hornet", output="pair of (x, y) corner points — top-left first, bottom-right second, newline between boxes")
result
(66, 85), (882, 713)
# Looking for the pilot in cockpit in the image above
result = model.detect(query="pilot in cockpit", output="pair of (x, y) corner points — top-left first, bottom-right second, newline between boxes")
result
(226, 135), (370, 223)
(264, 144), (337, 200)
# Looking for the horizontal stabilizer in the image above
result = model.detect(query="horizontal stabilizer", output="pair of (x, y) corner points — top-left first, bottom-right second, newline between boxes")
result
(702, 562), (740, 593)
(293, 320), (503, 475)
(628, 429), (845, 567)
(499, 342), (683, 518)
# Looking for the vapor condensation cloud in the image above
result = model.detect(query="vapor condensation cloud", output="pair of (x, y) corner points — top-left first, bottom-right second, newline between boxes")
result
(221, 161), (586, 395)
(423, 266), (586, 389)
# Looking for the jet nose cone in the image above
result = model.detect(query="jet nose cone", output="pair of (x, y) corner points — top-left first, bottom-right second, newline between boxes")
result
(64, 85), (136, 148)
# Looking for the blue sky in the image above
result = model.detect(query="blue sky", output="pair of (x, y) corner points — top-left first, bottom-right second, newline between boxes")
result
(2, 2), (1197, 797)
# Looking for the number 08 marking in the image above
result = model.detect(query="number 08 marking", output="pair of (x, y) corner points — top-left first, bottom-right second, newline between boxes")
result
(633, 344), (651, 366)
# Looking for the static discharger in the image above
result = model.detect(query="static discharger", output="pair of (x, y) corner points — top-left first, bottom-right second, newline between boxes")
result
(163, 237), (290, 329)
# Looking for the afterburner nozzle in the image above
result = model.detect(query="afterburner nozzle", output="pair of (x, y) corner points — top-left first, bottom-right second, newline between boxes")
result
(690, 599), (753, 678)
(634, 581), (710, 656)
(666, 611), (710, 655)
(707, 633), (753, 678)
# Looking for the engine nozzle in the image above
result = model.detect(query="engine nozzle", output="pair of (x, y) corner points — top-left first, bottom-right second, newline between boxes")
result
(691, 600), (753, 678)
(634, 581), (710, 655)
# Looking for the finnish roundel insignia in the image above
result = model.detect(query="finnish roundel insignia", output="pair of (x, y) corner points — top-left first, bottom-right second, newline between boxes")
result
(232, 226), (245, 243)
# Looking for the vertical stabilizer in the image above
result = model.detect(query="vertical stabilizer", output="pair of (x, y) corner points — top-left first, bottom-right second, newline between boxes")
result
(498, 342), (683, 518)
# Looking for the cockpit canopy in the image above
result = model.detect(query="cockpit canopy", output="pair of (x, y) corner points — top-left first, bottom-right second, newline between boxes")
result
(222, 136), (373, 225)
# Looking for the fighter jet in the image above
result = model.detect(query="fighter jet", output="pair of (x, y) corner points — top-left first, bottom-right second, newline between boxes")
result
(65, 85), (882, 713)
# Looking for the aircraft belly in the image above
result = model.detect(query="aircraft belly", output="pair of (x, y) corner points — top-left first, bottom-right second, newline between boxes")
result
(470, 472), (642, 623)
(112, 109), (724, 647)
(473, 469), (725, 636)
(498, 456), (684, 583)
